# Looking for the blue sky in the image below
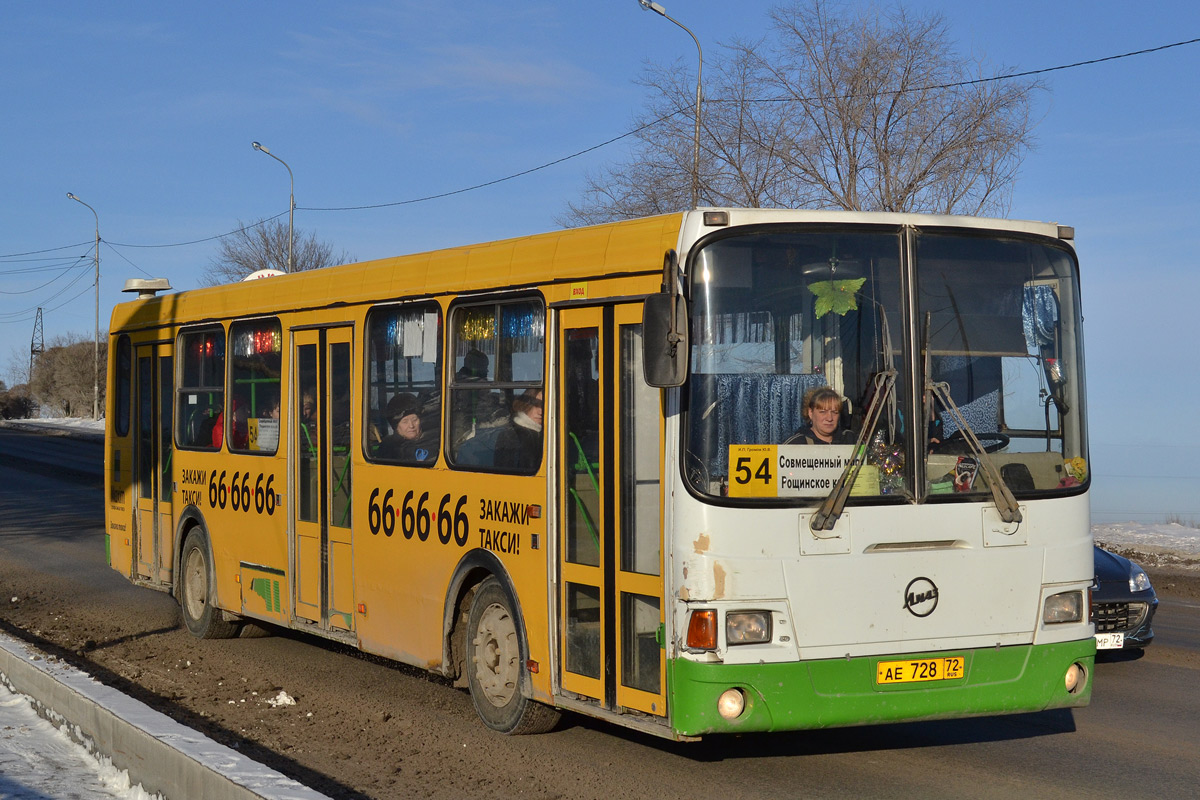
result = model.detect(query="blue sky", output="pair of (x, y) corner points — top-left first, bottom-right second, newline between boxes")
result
(2, 1), (1198, 522)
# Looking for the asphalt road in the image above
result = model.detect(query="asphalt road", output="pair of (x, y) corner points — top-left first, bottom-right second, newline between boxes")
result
(2, 427), (1199, 799)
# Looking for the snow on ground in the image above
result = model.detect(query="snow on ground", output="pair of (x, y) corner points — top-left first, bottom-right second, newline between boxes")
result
(1094, 522), (1200, 561)
(0, 681), (160, 800)
(3, 415), (105, 436)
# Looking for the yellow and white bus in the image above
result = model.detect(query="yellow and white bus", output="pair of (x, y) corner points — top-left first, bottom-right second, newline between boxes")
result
(105, 209), (1094, 739)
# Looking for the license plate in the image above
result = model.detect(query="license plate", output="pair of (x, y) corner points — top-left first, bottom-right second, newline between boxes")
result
(876, 656), (965, 684)
(1095, 632), (1125, 650)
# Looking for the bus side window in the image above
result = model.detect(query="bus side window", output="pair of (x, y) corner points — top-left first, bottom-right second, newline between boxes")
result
(114, 335), (131, 437)
(176, 326), (225, 450)
(228, 318), (282, 454)
(365, 302), (443, 466)
(448, 298), (545, 473)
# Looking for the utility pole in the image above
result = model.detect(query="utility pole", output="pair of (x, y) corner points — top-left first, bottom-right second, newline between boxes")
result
(66, 193), (101, 420)
(252, 142), (295, 273)
(638, 0), (703, 208)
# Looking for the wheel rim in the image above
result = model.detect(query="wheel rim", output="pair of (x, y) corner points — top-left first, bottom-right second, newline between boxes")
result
(473, 602), (519, 708)
(183, 545), (208, 622)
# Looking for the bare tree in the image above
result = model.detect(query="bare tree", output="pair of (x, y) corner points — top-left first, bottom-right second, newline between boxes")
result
(29, 333), (106, 417)
(200, 218), (353, 286)
(5, 344), (32, 388)
(0, 383), (33, 420)
(562, 0), (1041, 225)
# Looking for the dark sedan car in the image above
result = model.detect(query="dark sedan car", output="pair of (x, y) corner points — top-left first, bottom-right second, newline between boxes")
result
(1093, 545), (1158, 650)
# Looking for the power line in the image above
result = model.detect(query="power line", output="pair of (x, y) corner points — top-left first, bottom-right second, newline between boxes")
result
(0, 258), (92, 276)
(101, 242), (156, 279)
(105, 211), (290, 249)
(298, 36), (1200, 213)
(299, 114), (674, 213)
(7, 36), (1200, 252)
(0, 242), (89, 259)
(0, 268), (91, 323)
(0, 263), (89, 295)
(43, 281), (96, 316)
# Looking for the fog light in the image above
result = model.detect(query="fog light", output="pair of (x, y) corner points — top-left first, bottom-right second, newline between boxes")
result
(1064, 662), (1087, 694)
(717, 688), (746, 720)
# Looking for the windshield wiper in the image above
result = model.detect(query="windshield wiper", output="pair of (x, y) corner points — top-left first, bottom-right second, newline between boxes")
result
(927, 381), (1022, 523)
(922, 309), (1022, 524)
(810, 368), (896, 532)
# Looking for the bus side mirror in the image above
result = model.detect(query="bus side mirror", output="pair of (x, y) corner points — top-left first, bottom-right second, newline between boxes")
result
(643, 292), (688, 388)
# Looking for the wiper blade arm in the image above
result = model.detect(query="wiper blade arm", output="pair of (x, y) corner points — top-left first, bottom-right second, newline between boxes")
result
(928, 380), (1022, 524)
(810, 369), (896, 532)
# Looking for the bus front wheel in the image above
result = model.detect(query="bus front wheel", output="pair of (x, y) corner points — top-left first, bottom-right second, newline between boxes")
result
(466, 577), (558, 734)
(178, 529), (239, 640)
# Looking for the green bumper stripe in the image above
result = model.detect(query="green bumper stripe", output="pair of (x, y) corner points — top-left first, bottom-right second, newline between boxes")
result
(669, 641), (1094, 737)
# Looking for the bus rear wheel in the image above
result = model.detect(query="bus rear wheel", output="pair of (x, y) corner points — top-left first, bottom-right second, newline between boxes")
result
(466, 577), (559, 734)
(178, 529), (239, 640)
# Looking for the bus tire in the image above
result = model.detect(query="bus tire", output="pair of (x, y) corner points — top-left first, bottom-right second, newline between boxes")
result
(178, 529), (239, 640)
(238, 622), (273, 638)
(466, 577), (559, 735)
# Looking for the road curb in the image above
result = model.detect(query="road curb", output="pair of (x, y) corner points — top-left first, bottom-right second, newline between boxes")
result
(0, 633), (329, 800)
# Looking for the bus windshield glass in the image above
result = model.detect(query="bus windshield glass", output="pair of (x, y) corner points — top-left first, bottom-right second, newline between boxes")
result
(684, 226), (1085, 503)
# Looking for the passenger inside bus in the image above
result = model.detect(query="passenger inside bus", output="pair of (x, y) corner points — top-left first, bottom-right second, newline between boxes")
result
(493, 389), (543, 470)
(450, 348), (506, 446)
(211, 400), (248, 450)
(378, 393), (435, 463)
(784, 387), (856, 445)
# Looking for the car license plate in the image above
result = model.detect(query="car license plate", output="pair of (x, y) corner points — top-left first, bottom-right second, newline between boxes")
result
(1095, 632), (1125, 650)
(876, 656), (965, 684)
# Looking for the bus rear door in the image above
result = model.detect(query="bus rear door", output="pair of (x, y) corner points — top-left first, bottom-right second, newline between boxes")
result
(558, 303), (666, 717)
(133, 341), (174, 586)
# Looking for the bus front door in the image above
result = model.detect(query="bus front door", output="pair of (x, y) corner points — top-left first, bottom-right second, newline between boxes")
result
(558, 304), (666, 717)
(133, 342), (174, 586)
(291, 326), (357, 634)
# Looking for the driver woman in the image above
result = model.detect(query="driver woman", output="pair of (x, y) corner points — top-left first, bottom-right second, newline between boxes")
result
(785, 387), (856, 445)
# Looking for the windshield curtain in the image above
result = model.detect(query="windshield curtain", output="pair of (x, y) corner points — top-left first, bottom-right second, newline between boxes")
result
(683, 226), (1086, 503)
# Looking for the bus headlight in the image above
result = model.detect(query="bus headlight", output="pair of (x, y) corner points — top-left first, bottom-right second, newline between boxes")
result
(1043, 591), (1084, 624)
(726, 611), (771, 645)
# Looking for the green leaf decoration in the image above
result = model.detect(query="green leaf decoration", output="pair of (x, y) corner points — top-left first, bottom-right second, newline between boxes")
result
(808, 277), (866, 317)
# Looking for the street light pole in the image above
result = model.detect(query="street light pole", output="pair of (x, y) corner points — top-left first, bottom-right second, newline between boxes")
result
(252, 141), (295, 273)
(66, 192), (100, 421)
(638, 0), (703, 209)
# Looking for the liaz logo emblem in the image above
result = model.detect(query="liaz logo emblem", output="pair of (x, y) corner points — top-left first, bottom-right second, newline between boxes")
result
(903, 577), (939, 617)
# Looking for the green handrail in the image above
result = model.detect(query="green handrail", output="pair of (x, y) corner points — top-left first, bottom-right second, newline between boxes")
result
(568, 486), (600, 549)
(567, 431), (600, 548)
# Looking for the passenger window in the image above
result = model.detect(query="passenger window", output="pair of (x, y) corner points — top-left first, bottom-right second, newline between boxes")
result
(176, 327), (225, 450)
(448, 298), (545, 472)
(365, 303), (443, 465)
(228, 318), (282, 454)
(114, 335), (131, 437)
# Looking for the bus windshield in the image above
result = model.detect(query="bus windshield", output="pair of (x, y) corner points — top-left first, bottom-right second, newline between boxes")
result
(684, 226), (1086, 503)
